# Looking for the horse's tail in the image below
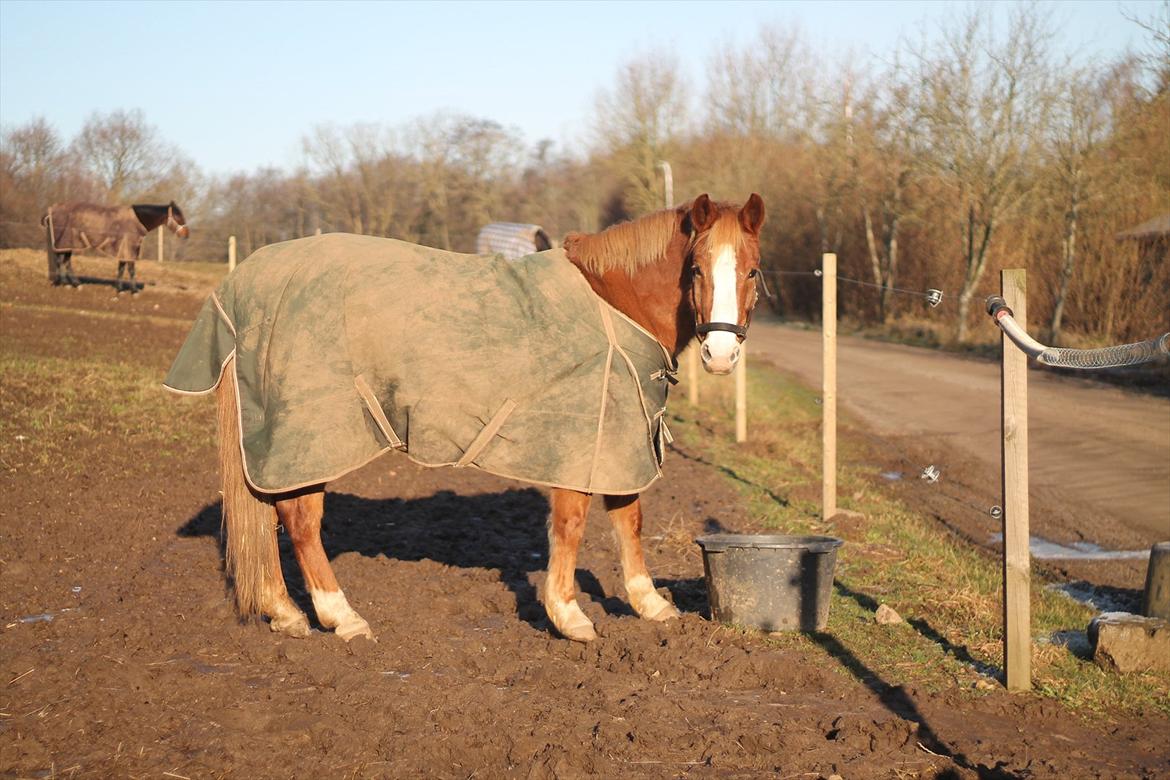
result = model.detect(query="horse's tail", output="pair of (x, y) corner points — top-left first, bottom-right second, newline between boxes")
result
(217, 355), (277, 616)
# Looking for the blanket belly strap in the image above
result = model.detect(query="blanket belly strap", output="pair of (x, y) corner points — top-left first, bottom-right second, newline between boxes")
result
(456, 398), (518, 467)
(354, 374), (404, 449)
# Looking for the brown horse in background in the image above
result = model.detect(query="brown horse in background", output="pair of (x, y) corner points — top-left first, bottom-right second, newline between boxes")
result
(43, 201), (189, 293)
(216, 193), (765, 643)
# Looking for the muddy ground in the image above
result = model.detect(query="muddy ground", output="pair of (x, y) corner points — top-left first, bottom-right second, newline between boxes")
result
(2, 253), (1168, 778)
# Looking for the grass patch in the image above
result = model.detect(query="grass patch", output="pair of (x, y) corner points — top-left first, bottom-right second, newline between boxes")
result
(0, 353), (215, 474)
(671, 357), (1170, 716)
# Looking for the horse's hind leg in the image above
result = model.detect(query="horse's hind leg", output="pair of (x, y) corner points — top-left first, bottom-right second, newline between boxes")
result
(62, 253), (80, 287)
(604, 494), (680, 622)
(115, 261), (126, 293)
(543, 488), (596, 641)
(218, 357), (309, 637)
(276, 490), (374, 642)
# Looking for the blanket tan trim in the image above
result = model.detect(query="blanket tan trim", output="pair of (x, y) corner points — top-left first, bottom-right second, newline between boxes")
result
(210, 291), (237, 337)
(242, 445), (662, 497)
(455, 398), (517, 467)
(161, 291), (236, 396)
(564, 259), (673, 367)
(46, 211), (58, 252)
(354, 374), (404, 449)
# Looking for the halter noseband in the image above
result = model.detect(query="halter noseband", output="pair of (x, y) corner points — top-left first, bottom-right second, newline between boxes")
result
(696, 321), (747, 339)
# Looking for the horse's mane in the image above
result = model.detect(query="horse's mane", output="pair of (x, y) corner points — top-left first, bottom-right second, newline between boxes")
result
(565, 200), (750, 275)
(564, 208), (685, 275)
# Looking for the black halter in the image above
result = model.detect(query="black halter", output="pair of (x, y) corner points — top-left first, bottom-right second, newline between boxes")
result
(695, 321), (748, 339)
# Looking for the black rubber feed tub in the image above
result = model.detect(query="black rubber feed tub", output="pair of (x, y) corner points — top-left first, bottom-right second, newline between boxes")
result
(695, 534), (844, 632)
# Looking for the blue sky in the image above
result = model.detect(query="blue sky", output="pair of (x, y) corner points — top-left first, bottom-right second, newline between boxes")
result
(0, 0), (1150, 176)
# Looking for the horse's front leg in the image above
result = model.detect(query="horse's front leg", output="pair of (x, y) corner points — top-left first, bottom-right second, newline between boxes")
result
(275, 489), (374, 642)
(115, 261), (126, 293)
(62, 253), (80, 287)
(128, 261), (140, 295)
(604, 494), (680, 622)
(543, 488), (596, 641)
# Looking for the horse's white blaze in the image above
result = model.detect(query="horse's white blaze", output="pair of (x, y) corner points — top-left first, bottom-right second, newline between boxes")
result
(702, 243), (741, 373)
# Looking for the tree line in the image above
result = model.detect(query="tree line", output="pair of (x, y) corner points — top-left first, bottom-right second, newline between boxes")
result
(2, 6), (1166, 345)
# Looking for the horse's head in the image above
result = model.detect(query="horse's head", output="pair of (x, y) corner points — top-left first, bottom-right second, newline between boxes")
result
(686, 193), (766, 374)
(168, 201), (190, 239)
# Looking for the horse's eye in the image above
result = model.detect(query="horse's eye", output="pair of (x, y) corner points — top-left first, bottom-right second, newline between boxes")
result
(748, 268), (759, 279)
(691, 265), (702, 277)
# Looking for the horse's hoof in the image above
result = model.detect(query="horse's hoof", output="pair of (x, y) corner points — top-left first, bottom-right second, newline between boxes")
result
(269, 611), (311, 638)
(336, 618), (376, 643)
(645, 601), (681, 622)
(546, 600), (597, 642)
(561, 620), (598, 643)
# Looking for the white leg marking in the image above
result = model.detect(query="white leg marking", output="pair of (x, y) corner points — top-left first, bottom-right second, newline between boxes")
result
(545, 597), (597, 642)
(625, 574), (681, 621)
(311, 588), (374, 641)
(703, 243), (741, 374)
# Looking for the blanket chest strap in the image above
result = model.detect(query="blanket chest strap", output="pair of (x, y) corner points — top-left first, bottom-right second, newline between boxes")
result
(354, 374), (405, 450)
(456, 398), (518, 468)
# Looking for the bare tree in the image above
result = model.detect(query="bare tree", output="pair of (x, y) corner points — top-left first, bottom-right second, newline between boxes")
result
(1044, 64), (1112, 343)
(909, 7), (1055, 341)
(73, 109), (171, 201)
(593, 49), (689, 216)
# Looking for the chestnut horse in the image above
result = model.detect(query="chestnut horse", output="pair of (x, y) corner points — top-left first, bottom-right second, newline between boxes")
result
(217, 193), (765, 642)
(43, 201), (190, 292)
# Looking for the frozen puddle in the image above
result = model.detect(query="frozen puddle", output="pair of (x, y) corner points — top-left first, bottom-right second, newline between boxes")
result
(987, 533), (1150, 561)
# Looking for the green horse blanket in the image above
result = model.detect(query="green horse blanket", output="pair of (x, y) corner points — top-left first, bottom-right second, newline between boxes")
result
(165, 234), (675, 495)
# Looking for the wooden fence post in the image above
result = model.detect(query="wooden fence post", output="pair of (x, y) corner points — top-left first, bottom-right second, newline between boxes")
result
(228, 235), (237, 273)
(157, 229), (165, 263)
(1000, 268), (1031, 691)
(735, 343), (747, 442)
(822, 253), (837, 522)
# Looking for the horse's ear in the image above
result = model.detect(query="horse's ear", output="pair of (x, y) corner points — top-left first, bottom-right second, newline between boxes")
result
(689, 194), (717, 232)
(739, 193), (765, 235)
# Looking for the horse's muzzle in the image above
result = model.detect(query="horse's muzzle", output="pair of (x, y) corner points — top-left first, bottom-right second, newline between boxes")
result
(177, 226), (190, 239)
(701, 338), (742, 374)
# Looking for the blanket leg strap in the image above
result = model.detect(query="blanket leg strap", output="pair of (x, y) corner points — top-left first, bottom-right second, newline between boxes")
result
(456, 398), (517, 467)
(354, 375), (405, 450)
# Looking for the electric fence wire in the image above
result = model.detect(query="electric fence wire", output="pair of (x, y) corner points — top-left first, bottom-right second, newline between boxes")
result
(769, 268), (948, 307)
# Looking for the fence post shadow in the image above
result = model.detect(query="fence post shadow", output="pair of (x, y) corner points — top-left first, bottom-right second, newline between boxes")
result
(812, 580), (1015, 776)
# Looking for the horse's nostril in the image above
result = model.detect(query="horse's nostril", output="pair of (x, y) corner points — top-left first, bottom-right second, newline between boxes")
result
(731, 345), (742, 364)
(701, 343), (712, 362)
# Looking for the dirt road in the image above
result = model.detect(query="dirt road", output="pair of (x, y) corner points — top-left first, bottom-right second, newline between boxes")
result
(747, 319), (1170, 546)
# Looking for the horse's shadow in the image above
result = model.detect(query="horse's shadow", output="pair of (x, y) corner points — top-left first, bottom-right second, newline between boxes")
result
(177, 488), (707, 633)
(54, 274), (149, 292)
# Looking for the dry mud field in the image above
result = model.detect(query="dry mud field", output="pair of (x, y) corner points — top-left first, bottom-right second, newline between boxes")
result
(2, 252), (1168, 778)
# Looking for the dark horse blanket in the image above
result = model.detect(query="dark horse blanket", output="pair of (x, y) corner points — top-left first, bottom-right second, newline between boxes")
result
(44, 202), (147, 260)
(165, 234), (675, 495)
